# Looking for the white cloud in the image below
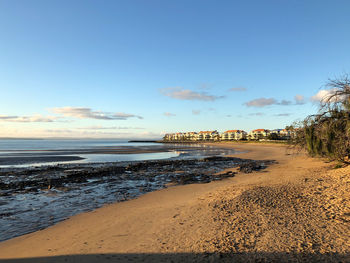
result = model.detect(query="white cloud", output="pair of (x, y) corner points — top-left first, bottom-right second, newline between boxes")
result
(113, 112), (143, 120)
(160, 87), (224, 101)
(0, 115), (17, 120)
(245, 98), (277, 107)
(43, 128), (157, 138)
(139, 131), (164, 139)
(275, 113), (291, 117)
(50, 107), (143, 120)
(164, 112), (176, 117)
(228, 87), (247, 92)
(0, 115), (58, 122)
(310, 89), (339, 103)
(278, 100), (292, 106)
(77, 126), (144, 130)
(45, 129), (74, 133)
(294, 95), (305, 105)
(245, 96), (306, 107)
(45, 128), (131, 136)
(249, 112), (265, 116)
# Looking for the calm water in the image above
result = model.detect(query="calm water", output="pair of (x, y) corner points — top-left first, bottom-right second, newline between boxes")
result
(0, 139), (156, 150)
(0, 139), (181, 167)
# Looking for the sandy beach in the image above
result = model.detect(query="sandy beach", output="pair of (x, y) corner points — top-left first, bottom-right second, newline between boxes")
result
(0, 143), (349, 262)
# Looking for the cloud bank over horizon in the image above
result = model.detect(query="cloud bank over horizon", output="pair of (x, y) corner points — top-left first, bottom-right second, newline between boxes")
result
(42, 128), (161, 139)
(0, 107), (143, 124)
(0, 88), (340, 138)
(0, 115), (59, 122)
(77, 126), (144, 130)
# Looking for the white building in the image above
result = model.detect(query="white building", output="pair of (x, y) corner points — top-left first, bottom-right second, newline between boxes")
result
(249, 129), (270, 140)
(221, 130), (247, 140)
(185, 132), (198, 141)
(198, 130), (219, 141)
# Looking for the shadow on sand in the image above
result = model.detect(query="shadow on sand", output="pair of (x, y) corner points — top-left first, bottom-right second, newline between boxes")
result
(0, 252), (349, 263)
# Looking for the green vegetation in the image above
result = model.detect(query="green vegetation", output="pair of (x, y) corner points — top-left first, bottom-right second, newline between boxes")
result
(292, 75), (350, 163)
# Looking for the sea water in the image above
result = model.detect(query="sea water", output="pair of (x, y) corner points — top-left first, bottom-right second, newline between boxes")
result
(0, 139), (180, 167)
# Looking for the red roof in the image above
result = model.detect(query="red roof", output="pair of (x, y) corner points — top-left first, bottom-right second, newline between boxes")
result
(199, 130), (216, 134)
(252, 129), (269, 132)
(224, 130), (244, 133)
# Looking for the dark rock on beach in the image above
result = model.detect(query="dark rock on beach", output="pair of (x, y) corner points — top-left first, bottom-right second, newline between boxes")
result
(0, 156), (274, 242)
(0, 158), (274, 193)
(239, 160), (274, 173)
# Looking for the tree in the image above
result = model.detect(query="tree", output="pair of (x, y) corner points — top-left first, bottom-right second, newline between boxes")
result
(291, 75), (350, 163)
(268, 133), (279, 140)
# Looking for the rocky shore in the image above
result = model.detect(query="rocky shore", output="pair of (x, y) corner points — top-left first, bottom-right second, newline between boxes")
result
(0, 157), (272, 195)
(0, 155), (272, 242)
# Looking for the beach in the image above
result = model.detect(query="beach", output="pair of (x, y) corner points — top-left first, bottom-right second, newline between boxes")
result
(0, 143), (349, 262)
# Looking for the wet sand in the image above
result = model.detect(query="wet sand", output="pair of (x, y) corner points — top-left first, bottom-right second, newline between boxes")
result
(0, 143), (349, 262)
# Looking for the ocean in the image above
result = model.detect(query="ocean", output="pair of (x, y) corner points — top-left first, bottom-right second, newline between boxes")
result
(0, 139), (180, 167)
(0, 139), (153, 150)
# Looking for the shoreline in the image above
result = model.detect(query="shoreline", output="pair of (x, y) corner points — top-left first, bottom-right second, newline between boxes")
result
(0, 145), (246, 242)
(0, 143), (349, 262)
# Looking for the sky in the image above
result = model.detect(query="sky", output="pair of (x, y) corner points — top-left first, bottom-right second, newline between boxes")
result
(0, 0), (350, 139)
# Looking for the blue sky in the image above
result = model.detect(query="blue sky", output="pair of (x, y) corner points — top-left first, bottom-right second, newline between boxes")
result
(0, 0), (349, 138)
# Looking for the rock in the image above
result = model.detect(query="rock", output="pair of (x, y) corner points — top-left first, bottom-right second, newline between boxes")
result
(239, 161), (263, 173)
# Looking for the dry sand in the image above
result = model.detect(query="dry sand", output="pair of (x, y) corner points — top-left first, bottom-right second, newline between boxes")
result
(0, 143), (349, 262)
